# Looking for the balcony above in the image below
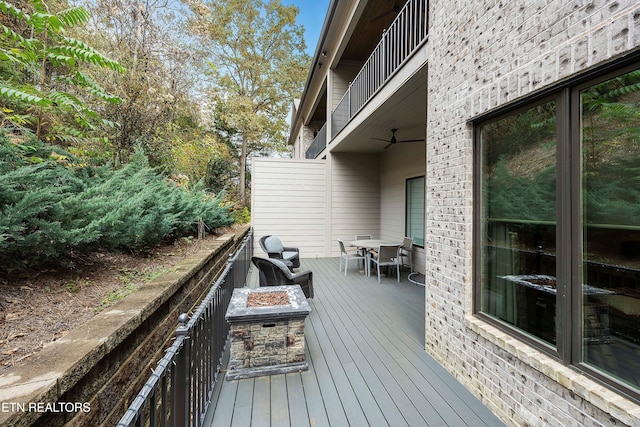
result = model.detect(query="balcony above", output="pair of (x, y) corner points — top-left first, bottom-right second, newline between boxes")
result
(331, 0), (428, 144)
(305, 122), (327, 159)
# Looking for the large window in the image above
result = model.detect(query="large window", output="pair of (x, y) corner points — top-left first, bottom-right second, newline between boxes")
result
(579, 71), (640, 391)
(406, 176), (425, 247)
(475, 63), (640, 400)
(478, 100), (558, 345)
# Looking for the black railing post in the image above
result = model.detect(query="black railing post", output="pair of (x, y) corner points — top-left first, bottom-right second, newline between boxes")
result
(174, 313), (191, 427)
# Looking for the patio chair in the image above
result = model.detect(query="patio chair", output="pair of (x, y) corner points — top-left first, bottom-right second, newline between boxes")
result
(370, 244), (401, 283)
(258, 235), (300, 269)
(354, 234), (373, 258)
(354, 234), (372, 240)
(251, 256), (313, 298)
(399, 237), (414, 273)
(338, 239), (368, 276)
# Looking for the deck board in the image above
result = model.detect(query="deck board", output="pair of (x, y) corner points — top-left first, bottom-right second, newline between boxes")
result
(270, 375), (289, 425)
(206, 257), (505, 427)
(286, 373), (310, 427)
(315, 281), (434, 426)
(299, 368), (330, 427)
(251, 377), (271, 427)
(318, 265), (445, 426)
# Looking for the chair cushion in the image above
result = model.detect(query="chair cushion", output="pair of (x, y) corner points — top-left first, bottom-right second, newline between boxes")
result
(270, 258), (289, 270)
(264, 236), (284, 252)
(282, 251), (298, 261)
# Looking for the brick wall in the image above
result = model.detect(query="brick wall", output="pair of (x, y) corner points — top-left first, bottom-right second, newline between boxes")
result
(425, 1), (640, 426)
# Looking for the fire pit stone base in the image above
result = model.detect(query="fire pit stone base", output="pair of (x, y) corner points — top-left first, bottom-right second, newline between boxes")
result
(225, 285), (311, 380)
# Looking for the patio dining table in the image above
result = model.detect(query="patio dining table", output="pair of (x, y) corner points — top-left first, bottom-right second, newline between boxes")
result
(348, 239), (402, 250)
(348, 239), (402, 277)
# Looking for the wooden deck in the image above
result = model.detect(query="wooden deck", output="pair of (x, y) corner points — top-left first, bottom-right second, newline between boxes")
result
(205, 258), (505, 427)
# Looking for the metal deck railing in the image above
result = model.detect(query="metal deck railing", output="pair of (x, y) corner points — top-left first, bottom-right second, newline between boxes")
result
(305, 122), (327, 159)
(331, 0), (429, 139)
(117, 230), (253, 427)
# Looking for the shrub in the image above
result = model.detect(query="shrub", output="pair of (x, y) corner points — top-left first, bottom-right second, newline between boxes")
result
(232, 206), (251, 224)
(0, 140), (234, 272)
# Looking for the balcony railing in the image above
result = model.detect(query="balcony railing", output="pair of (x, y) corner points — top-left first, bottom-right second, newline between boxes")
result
(331, 0), (428, 139)
(305, 122), (327, 159)
(117, 230), (253, 427)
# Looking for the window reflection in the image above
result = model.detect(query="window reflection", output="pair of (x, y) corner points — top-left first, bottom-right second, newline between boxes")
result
(581, 70), (640, 389)
(480, 101), (558, 345)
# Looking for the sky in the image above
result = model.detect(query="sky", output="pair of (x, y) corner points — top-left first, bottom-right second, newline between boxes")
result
(287, 0), (332, 56)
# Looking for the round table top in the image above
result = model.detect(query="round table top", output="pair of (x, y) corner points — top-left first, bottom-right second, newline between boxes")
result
(348, 239), (401, 249)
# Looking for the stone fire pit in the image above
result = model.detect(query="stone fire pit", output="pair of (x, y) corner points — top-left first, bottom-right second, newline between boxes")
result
(225, 285), (311, 380)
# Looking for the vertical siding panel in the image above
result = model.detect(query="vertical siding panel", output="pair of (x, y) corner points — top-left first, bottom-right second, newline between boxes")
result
(330, 153), (380, 256)
(252, 159), (327, 257)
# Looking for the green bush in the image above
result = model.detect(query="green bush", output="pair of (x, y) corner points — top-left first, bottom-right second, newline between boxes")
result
(0, 139), (234, 272)
(232, 206), (251, 224)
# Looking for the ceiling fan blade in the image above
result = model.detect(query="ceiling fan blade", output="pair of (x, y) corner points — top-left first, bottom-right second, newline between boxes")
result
(372, 137), (390, 142)
(384, 142), (394, 149)
(397, 138), (425, 143)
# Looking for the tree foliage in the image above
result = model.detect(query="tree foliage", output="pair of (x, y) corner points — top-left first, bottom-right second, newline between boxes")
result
(184, 0), (310, 204)
(0, 0), (124, 144)
(486, 69), (640, 227)
(0, 0), (314, 273)
(81, 0), (205, 163)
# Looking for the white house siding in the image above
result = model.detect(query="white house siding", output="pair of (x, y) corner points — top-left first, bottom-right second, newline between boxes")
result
(329, 152), (380, 256)
(251, 159), (326, 258)
(427, 1), (640, 426)
(380, 142), (426, 274)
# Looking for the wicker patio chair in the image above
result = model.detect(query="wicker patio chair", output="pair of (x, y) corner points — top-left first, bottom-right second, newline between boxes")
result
(251, 256), (313, 298)
(258, 235), (301, 269)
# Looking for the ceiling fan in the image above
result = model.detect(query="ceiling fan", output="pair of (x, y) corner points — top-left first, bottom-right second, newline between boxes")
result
(373, 128), (424, 149)
(370, 1), (401, 23)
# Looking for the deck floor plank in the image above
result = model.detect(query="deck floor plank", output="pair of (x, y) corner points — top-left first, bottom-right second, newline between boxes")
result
(285, 373), (311, 427)
(313, 286), (392, 426)
(206, 257), (505, 427)
(230, 379), (254, 427)
(269, 375), (290, 426)
(316, 281), (440, 426)
(316, 260), (447, 426)
(251, 376), (271, 427)
(209, 372), (237, 427)
(308, 301), (371, 427)
(299, 353), (331, 427)
(303, 313), (350, 426)
(323, 257), (500, 426)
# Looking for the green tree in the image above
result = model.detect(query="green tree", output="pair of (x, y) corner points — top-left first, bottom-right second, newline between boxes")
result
(0, 0), (124, 144)
(169, 129), (232, 187)
(81, 0), (203, 163)
(205, 152), (236, 194)
(185, 0), (310, 205)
